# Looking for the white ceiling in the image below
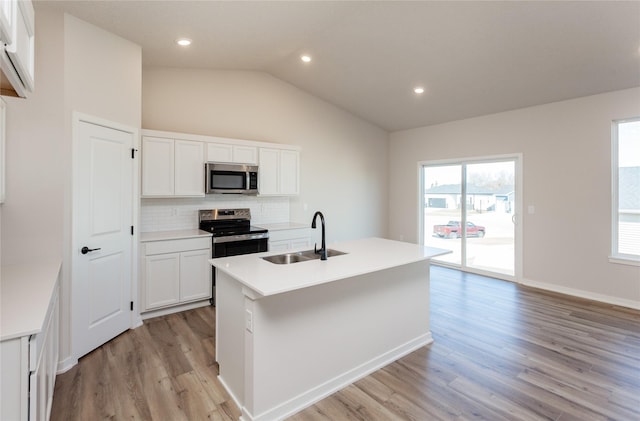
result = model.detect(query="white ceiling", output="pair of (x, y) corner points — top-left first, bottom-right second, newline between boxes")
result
(39, 1), (640, 132)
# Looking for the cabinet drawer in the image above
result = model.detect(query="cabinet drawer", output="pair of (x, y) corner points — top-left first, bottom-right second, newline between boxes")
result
(145, 237), (211, 255)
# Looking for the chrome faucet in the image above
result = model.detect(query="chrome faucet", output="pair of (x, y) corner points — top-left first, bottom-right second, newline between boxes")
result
(311, 211), (327, 260)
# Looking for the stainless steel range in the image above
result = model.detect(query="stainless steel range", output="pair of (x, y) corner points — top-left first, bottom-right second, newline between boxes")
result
(199, 208), (269, 304)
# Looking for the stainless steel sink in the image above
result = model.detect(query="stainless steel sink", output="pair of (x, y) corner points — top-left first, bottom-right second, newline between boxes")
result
(262, 249), (347, 264)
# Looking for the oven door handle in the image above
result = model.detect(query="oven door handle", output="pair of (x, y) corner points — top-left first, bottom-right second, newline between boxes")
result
(212, 233), (269, 244)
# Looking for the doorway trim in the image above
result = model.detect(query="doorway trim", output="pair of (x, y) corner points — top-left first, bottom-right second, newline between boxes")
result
(418, 153), (523, 282)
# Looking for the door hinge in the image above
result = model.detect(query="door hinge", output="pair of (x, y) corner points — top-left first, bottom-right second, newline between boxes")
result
(130, 301), (134, 311)
(131, 226), (134, 235)
(131, 148), (138, 159)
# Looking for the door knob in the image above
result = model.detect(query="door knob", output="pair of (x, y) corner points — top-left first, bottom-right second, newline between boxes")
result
(81, 246), (101, 254)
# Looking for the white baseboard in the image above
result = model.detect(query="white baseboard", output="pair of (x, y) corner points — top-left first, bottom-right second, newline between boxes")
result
(57, 355), (78, 374)
(236, 333), (434, 421)
(218, 375), (244, 415)
(521, 277), (640, 310)
(140, 299), (211, 320)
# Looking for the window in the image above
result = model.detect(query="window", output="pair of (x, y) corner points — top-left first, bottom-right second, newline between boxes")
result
(611, 118), (640, 263)
(420, 156), (521, 279)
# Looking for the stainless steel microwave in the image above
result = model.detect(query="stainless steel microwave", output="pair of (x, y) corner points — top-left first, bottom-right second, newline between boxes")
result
(205, 162), (259, 195)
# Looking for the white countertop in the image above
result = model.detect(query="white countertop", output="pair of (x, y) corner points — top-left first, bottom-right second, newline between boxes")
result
(255, 222), (309, 231)
(210, 237), (450, 297)
(1, 260), (61, 341)
(140, 229), (212, 242)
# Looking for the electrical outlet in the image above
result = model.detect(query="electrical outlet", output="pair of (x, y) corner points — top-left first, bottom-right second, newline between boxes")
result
(245, 309), (253, 332)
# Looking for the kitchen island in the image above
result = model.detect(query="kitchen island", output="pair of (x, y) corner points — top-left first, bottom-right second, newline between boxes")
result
(210, 237), (449, 421)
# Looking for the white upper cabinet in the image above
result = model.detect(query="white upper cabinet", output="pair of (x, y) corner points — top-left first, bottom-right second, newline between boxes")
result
(233, 145), (258, 164)
(279, 149), (300, 195)
(206, 143), (233, 163)
(259, 148), (300, 196)
(141, 129), (300, 198)
(0, 0), (34, 98)
(175, 140), (205, 196)
(0, 0), (15, 44)
(142, 136), (205, 197)
(206, 142), (257, 164)
(259, 148), (279, 195)
(142, 137), (175, 196)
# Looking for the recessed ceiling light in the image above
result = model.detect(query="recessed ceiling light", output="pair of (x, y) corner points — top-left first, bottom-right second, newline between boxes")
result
(176, 38), (192, 47)
(301, 55), (312, 63)
(414, 87), (425, 94)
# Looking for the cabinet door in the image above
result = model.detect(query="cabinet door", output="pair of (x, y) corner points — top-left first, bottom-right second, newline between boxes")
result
(269, 239), (291, 252)
(1, 338), (28, 420)
(25, 283), (59, 421)
(0, 0), (14, 44)
(259, 148), (300, 196)
(4, 0), (34, 93)
(206, 143), (233, 163)
(291, 237), (311, 249)
(179, 249), (211, 302)
(45, 293), (59, 420)
(145, 253), (180, 310)
(233, 146), (258, 164)
(279, 150), (299, 195)
(142, 136), (175, 196)
(175, 139), (204, 196)
(259, 148), (279, 195)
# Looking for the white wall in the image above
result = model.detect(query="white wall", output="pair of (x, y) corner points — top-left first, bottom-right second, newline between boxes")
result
(389, 88), (640, 308)
(61, 14), (141, 368)
(2, 8), (65, 265)
(64, 15), (141, 128)
(142, 68), (389, 243)
(1, 7), (142, 368)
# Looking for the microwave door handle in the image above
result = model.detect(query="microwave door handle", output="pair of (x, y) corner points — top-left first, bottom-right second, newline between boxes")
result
(246, 171), (250, 191)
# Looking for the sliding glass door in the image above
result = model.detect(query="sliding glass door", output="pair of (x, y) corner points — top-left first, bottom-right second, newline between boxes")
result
(421, 156), (519, 279)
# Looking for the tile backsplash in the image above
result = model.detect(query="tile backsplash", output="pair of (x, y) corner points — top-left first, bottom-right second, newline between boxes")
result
(140, 196), (290, 232)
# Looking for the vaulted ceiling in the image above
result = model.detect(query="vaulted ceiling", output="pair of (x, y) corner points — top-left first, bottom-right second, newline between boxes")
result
(40, 1), (640, 132)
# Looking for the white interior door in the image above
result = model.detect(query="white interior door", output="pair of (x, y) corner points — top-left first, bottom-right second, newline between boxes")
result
(72, 119), (135, 359)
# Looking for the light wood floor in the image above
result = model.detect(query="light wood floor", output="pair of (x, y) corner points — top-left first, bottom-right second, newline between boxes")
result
(51, 266), (640, 420)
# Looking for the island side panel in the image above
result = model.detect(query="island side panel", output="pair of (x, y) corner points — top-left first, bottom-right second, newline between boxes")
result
(246, 260), (432, 420)
(216, 270), (246, 409)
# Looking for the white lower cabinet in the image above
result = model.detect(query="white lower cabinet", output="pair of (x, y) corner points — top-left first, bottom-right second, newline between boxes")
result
(179, 249), (212, 302)
(1, 282), (59, 421)
(30, 287), (59, 421)
(268, 227), (312, 252)
(144, 252), (180, 309)
(142, 237), (211, 313)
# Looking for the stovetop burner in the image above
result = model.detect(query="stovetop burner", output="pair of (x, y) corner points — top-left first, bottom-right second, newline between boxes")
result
(199, 208), (268, 238)
(198, 208), (270, 307)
